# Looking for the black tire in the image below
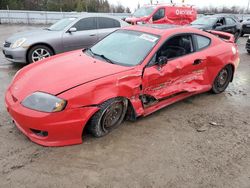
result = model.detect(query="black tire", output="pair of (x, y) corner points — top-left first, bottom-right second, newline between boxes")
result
(240, 32), (244, 37)
(247, 50), (250, 54)
(27, 45), (54, 64)
(87, 97), (128, 137)
(211, 65), (233, 94)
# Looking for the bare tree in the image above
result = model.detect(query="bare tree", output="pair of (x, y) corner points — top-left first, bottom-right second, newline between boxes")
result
(198, 5), (245, 14)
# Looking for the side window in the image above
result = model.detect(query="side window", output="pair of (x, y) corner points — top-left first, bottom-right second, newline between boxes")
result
(157, 35), (194, 59)
(153, 8), (165, 21)
(194, 35), (211, 50)
(226, 17), (236, 25)
(73, 17), (97, 31)
(98, 17), (121, 29)
(216, 18), (225, 26)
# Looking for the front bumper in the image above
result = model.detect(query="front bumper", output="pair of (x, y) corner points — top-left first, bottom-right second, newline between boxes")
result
(2, 46), (27, 63)
(242, 25), (250, 34)
(5, 89), (99, 146)
(246, 39), (250, 51)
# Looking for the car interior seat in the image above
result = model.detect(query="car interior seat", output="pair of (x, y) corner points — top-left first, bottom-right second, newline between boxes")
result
(159, 37), (188, 59)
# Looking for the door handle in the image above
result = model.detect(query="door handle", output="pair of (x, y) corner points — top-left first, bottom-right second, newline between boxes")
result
(193, 59), (204, 65)
(89, 34), (96, 36)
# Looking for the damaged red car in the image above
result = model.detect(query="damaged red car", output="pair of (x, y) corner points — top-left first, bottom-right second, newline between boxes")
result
(5, 25), (240, 146)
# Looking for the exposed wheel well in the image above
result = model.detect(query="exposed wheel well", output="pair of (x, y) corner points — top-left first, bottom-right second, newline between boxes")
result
(227, 64), (235, 82)
(82, 97), (137, 136)
(125, 99), (137, 121)
(26, 43), (55, 63)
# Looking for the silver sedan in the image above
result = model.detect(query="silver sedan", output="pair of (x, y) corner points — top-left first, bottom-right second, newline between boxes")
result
(2, 14), (129, 64)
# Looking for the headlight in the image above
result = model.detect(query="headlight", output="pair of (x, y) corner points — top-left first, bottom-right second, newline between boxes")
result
(21, 92), (67, 113)
(11, 38), (26, 49)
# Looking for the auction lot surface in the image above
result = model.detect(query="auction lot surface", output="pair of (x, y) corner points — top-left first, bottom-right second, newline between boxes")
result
(0, 25), (250, 188)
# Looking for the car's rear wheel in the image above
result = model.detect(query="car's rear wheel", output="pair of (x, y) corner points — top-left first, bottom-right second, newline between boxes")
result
(240, 32), (244, 37)
(211, 65), (233, 94)
(87, 98), (128, 137)
(27, 45), (54, 63)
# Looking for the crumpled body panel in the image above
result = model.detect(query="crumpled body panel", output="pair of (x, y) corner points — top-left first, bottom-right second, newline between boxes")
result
(5, 26), (240, 146)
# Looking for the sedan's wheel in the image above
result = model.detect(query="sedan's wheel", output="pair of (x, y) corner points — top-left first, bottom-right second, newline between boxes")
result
(211, 65), (233, 94)
(87, 98), (128, 137)
(27, 45), (54, 63)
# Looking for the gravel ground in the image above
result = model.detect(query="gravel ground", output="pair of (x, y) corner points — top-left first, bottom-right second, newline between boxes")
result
(0, 24), (250, 188)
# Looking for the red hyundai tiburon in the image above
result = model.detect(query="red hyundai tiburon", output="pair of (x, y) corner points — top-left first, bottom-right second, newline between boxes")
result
(5, 25), (240, 146)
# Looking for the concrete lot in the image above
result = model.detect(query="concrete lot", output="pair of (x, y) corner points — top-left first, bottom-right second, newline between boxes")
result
(0, 24), (250, 188)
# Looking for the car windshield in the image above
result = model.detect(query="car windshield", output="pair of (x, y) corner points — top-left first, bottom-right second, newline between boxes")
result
(89, 30), (159, 66)
(191, 17), (217, 26)
(47, 18), (76, 31)
(133, 6), (155, 17)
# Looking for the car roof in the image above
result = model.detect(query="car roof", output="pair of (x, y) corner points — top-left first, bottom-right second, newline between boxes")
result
(123, 24), (202, 36)
(142, 3), (193, 8)
(199, 15), (238, 21)
(144, 24), (180, 30)
(210, 14), (238, 19)
(75, 13), (124, 20)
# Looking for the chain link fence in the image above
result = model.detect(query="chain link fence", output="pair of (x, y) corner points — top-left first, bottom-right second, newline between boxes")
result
(0, 10), (131, 24)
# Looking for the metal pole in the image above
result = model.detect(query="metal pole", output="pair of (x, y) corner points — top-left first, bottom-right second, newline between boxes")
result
(7, 5), (10, 24)
(85, 0), (89, 12)
(27, 12), (29, 25)
(247, 0), (250, 14)
(45, 11), (47, 25)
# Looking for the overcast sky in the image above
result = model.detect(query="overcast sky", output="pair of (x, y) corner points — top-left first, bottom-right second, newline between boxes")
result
(109, 0), (250, 11)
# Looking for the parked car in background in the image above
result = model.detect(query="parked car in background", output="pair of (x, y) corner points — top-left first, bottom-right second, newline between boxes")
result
(5, 25), (239, 146)
(190, 14), (242, 42)
(246, 36), (250, 54)
(216, 14), (243, 23)
(125, 3), (197, 25)
(2, 14), (129, 64)
(241, 19), (250, 36)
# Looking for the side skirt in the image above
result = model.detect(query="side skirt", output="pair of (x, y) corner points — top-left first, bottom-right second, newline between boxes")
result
(143, 90), (205, 117)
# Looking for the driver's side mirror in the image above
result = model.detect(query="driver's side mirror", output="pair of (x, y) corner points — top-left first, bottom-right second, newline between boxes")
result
(68, 27), (77, 33)
(157, 56), (168, 67)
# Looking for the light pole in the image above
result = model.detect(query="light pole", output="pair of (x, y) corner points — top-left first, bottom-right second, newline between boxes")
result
(247, 0), (250, 14)
(85, 0), (89, 12)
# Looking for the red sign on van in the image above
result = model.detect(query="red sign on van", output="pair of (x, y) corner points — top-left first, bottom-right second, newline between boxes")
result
(125, 4), (197, 25)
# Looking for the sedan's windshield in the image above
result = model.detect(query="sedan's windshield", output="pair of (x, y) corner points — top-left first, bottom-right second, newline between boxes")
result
(89, 30), (159, 66)
(47, 18), (76, 31)
(191, 17), (217, 26)
(133, 7), (155, 18)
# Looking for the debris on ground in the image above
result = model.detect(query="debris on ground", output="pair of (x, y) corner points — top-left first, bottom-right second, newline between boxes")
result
(10, 165), (24, 170)
(196, 125), (209, 132)
(209, 122), (224, 127)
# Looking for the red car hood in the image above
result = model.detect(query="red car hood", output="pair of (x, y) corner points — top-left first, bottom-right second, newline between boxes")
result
(10, 50), (132, 101)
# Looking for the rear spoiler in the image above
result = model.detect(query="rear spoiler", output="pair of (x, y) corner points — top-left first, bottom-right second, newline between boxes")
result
(206, 30), (235, 43)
